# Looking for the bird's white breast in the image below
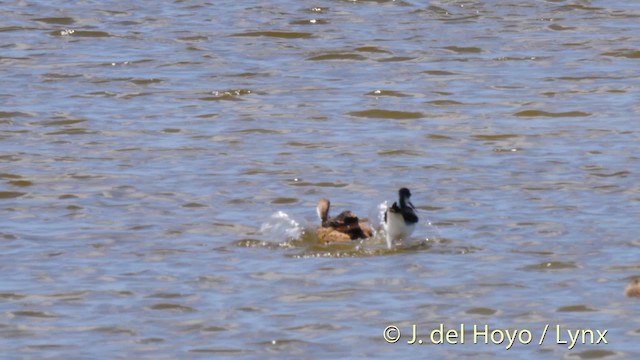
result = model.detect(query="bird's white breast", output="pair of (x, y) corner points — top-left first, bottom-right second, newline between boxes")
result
(385, 211), (415, 241)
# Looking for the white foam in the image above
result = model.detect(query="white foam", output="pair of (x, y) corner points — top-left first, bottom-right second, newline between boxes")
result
(377, 201), (388, 229)
(375, 201), (395, 248)
(260, 211), (302, 240)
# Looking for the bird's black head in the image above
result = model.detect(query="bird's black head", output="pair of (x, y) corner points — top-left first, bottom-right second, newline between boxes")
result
(399, 187), (411, 200)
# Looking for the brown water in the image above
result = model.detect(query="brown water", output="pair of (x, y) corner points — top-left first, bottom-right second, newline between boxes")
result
(2, 1), (640, 358)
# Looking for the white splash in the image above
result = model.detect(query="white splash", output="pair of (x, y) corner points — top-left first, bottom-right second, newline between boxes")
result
(260, 211), (302, 240)
(376, 201), (394, 249)
(377, 201), (388, 228)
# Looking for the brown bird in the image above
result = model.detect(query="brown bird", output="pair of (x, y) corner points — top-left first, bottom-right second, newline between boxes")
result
(625, 278), (640, 298)
(315, 198), (373, 244)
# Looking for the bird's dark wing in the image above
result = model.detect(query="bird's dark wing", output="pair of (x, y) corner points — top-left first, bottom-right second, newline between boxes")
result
(402, 208), (419, 224)
(327, 210), (359, 227)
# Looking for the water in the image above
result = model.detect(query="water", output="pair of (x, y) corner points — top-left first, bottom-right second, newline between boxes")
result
(1, 0), (639, 358)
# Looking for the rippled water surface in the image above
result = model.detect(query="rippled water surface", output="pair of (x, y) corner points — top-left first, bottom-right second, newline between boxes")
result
(2, 0), (640, 358)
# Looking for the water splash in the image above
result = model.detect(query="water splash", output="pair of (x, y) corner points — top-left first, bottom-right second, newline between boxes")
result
(260, 211), (303, 241)
(376, 201), (393, 249)
(255, 205), (442, 255)
(376, 201), (388, 229)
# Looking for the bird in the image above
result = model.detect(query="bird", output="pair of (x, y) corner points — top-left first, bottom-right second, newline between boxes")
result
(625, 278), (640, 298)
(384, 187), (419, 246)
(315, 198), (373, 244)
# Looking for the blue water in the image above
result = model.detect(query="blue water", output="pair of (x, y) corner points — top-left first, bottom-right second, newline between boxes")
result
(1, 1), (639, 358)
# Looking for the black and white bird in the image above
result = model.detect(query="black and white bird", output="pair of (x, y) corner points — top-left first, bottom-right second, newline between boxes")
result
(384, 188), (418, 246)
